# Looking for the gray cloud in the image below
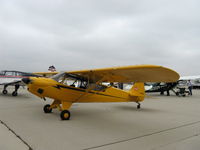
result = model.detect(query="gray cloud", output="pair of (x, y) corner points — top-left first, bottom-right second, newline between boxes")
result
(0, 0), (200, 76)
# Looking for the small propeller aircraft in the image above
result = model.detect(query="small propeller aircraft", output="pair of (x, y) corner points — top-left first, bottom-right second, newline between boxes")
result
(22, 65), (179, 120)
(0, 66), (57, 96)
(0, 70), (40, 96)
(145, 82), (178, 96)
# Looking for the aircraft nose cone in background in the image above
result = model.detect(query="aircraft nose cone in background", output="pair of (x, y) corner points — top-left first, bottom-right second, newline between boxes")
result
(22, 78), (31, 84)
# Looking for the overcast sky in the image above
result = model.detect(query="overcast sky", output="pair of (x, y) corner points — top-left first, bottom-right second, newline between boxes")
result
(0, 0), (200, 76)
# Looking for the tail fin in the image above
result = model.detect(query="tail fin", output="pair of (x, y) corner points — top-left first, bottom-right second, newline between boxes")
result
(129, 82), (145, 101)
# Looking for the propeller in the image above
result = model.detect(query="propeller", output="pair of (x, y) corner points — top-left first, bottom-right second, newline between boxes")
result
(22, 78), (31, 84)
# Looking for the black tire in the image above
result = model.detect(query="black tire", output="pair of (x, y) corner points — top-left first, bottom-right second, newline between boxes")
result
(60, 110), (71, 120)
(43, 104), (52, 113)
(12, 91), (18, 96)
(137, 104), (141, 109)
(2, 90), (8, 95)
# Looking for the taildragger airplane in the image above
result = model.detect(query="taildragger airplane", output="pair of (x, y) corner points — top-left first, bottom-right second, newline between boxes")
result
(22, 65), (179, 120)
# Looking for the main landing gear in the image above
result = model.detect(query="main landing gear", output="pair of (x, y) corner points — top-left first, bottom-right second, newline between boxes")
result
(2, 85), (8, 95)
(43, 100), (72, 120)
(60, 110), (71, 120)
(2, 89), (8, 95)
(136, 102), (141, 109)
(2, 84), (20, 96)
(43, 104), (52, 113)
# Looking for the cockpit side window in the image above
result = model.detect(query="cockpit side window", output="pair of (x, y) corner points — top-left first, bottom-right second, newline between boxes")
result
(5, 71), (15, 76)
(52, 73), (88, 89)
(51, 72), (108, 91)
(63, 76), (88, 89)
(16, 72), (23, 76)
(51, 72), (66, 82)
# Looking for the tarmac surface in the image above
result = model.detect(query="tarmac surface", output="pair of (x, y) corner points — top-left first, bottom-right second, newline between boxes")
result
(0, 87), (200, 150)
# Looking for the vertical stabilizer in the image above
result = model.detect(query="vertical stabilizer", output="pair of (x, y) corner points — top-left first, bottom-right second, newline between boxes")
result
(129, 83), (145, 101)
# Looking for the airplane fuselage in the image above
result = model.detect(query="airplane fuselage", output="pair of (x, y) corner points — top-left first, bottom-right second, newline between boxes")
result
(0, 70), (37, 85)
(27, 77), (144, 103)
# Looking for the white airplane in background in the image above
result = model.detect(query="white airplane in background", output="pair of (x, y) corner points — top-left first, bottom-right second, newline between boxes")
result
(0, 70), (40, 96)
(180, 75), (200, 80)
(179, 75), (200, 89)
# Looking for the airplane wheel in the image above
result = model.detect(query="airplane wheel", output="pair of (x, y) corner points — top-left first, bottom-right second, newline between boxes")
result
(2, 90), (8, 95)
(60, 110), (71, 120)
(137, 104), (141, 109)
(12, 91), (18, 96)
(43, 104), (52, 113)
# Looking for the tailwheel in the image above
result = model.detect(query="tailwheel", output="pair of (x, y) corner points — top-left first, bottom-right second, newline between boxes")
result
(137, 103), (141, 109)
(43, 104), (52, 113)
(12, 91), (18, 96)
(60, 110), (71, 120)
(2, 90), (8, 95)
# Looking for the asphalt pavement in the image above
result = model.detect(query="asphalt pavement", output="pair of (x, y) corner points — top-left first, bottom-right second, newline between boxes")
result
(0, 87), (200, 150)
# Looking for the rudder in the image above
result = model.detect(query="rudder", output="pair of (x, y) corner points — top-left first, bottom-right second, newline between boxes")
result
(129, 82), (145, 101)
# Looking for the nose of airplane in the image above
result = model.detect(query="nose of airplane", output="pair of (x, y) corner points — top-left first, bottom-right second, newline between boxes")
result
(22, 78), (31, 84)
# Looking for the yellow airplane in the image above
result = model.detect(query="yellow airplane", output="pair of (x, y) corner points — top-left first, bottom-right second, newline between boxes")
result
(22, 65), (179, 120)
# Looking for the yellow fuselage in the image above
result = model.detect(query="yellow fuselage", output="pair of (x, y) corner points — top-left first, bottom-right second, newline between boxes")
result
(27, 77), (144, 103)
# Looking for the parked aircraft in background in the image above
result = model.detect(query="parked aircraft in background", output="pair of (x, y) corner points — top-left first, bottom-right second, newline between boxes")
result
(144, 75), (200, 96)
(0, 66), (57, 96)
(180, 75), (200, 89)
(22, 65), (179, 120)
(0, 70), (40, 96)
(145, 82), (178, 96)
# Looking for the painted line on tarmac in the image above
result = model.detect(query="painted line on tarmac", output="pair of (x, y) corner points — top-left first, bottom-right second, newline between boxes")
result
(83, 120), (200, 150)
(0, 119), (33, 150)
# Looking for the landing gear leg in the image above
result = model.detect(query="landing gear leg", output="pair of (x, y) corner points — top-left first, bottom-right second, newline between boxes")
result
(43, 100), (61, 113)
(12, 84), (20, 96)
(2, 85), (8, 95)
(136, 102), (141, 109)
(43, 100), (72, 120)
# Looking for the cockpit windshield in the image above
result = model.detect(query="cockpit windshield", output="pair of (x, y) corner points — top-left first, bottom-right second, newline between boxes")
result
(51, 72), (66, 82)
(51, 72), (107, 91)
(51, 72), (88, 89)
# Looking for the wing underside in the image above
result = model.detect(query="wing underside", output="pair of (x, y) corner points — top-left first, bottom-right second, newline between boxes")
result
(68, 65), (180, 83)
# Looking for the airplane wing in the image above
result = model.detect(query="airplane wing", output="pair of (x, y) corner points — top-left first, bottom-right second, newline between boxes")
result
(68, 65), (180, 83)
(33, 72), (58, 77)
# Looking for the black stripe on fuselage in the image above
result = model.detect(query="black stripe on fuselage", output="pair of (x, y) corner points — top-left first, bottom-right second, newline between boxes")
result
(53, 84), (127, 100)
